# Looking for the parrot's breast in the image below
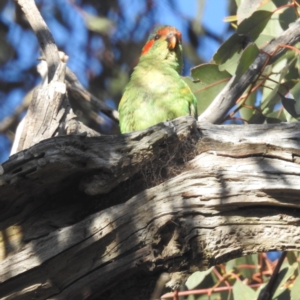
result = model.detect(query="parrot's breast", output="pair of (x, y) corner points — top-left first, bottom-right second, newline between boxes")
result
(118, 60), (197, 133)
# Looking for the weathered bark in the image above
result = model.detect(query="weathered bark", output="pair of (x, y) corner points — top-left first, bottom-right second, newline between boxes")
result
(1, 117), (300, 299)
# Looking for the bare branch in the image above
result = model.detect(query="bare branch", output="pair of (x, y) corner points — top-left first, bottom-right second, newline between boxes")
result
(15, 60), (68, 151)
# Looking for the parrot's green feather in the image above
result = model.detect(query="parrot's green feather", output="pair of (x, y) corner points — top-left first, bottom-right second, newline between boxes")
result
(118, 25), (197, 134)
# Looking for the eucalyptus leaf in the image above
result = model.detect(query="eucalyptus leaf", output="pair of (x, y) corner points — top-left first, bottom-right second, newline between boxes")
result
(289, 81), (300, 116)
(287, 252), (298, 266)
(237, 10), (272, 41)
(237, 0), (270, 24)
(184, 64), (231, 115)
(213, 10), (272, 67)
(186, 267), (214, 290)
(234, 43), (260, 82)
(213, 33), (247, 66)
(233, 279), (256, 300)
(239, 90), (257, 122)
(291, 273), (300, 300)
(272, 263), (298, 298)
(281, 95), (299, 118)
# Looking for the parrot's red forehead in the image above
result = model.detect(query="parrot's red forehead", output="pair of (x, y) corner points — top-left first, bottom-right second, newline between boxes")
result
(156, 27), (182, 40)
(141, 26), (182, 56)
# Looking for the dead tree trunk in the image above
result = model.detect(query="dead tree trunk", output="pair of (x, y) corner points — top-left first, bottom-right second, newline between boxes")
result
(1, 117), (300, 299)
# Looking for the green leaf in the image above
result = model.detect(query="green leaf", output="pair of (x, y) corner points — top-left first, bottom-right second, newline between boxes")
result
(284, 56), (300, 82)
(257, 266), (292, 300)
(226, 255), (259, 281)
(213, 10), (272, 67)
(255, 33), (274, 48)
(237, 10), (273, 41)
(255, 0), (296, 48)
(185, 267), (214, 290)
(272, 263), (298, 299)
(184, 64), (231, 115)
(233, 279), (256, 300)
(213, 33), (246, 66)
(289, 81), (300, 117)
(239, 90), (257, 122)
(296, 54), (300, 72)
(218, 42), (259, 76)
(287, 252), (298, 266)
(265, 110), (286, 123)
(219, 49), (243, 75)
(254, 283), (267, 298)
(272, 288), (290, 300)
(281, 95), (299, 118)
(237, 0), (271, 24)
(234, 43), (260, 81)
(191, 63), (231, 84)
(261, 59), (291, 113)
(291, 274), (300, 300)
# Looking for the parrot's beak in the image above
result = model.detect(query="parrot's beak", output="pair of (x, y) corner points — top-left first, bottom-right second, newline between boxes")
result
(167, 33), (180, 50)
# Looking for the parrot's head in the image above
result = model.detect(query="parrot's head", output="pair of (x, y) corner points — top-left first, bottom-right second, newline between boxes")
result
(140, 25), (183, 74)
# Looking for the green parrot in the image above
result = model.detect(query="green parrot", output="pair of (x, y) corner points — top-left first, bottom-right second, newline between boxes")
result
(118, 25), (197, 134)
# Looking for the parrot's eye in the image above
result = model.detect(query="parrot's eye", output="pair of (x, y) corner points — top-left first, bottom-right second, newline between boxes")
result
(154, 34), (160, 40)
